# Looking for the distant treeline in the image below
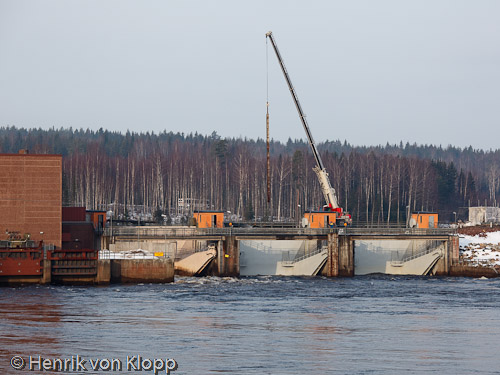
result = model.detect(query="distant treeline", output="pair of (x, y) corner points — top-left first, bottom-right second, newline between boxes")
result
(1, 126), (499, 224)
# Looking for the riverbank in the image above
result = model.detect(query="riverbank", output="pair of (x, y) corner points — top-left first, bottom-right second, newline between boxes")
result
(458, 227), (500, 277)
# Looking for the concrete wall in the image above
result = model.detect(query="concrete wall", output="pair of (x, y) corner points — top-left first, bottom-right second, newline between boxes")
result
(433, 242), (450, 276)
(321, 234), (354, 277)
(354, 239), (448, 275)
(0, 154), (62, 248)
(108, 239), (197, 259)
(450, 235), (460, 263)
(323, 233), (339, 277)
(111, 259), (174, 283)
(205, 238), (239, 277)
(97, 259), (110, 284)
(450, 265), (499, 278)
(109, 241), (178, 258)
(339, 236), (354, 276)
(222, 236), (239, 277)
(238, 240), (316, 276)
(469, 207), (500, 225)
(433, 237), (457, 276)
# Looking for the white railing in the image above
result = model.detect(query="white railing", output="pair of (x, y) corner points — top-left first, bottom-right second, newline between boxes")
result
(281, 247), (327, 265)
(99, 249), (175, 260)
(105, 226), (456, 238)
(240, 240), (274, 252)
(390, 248), (441, 266)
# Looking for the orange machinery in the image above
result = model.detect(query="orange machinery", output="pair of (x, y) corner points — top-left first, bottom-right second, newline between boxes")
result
(303, 211), (342, 228)
(410, 212), (438, 229)
(193, 211), (224, 228)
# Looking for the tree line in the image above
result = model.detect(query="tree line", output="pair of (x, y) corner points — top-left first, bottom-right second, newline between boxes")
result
(1, 126), (499, 224)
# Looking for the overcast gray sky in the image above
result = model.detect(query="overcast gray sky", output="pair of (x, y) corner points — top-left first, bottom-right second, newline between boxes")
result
(1, 0), (499, 150)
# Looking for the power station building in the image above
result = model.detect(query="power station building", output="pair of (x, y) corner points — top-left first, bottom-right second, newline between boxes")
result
(0, 151), (62, 248)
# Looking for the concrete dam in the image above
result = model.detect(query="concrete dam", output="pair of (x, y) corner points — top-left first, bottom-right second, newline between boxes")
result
(103, 226), (459, 277)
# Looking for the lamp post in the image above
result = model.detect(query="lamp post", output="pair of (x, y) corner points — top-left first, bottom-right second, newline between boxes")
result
(453, 211), (457, 224)
(39, 231), (46, 258)
(297, 204), (301, 227)
(137, 215), (140, 248)
(110, 211), (113, 243)
(108, 202), (115, 244)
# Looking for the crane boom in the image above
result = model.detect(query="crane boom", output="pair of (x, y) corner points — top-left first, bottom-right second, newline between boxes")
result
(266, 31), (340, 210)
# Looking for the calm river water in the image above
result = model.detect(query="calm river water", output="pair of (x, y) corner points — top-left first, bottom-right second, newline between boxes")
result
(1, 276), (499, 375)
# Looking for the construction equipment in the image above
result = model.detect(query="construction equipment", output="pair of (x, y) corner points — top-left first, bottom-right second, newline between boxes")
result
(266, 31), (351, 226)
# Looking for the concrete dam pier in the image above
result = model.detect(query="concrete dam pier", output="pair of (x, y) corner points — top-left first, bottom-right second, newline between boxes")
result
(105, 227), (459, 278)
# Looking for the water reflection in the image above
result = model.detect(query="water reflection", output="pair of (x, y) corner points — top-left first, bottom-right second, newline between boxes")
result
(0, 287), (63, 372)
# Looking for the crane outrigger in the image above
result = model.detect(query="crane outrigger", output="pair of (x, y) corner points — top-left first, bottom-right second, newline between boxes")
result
(266, 31), (351, 226)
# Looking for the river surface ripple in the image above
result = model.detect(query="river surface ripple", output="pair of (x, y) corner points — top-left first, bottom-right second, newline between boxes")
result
(1, 276), (499, 375)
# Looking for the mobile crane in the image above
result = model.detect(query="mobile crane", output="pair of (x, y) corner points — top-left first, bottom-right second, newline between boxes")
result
(266, 31), (351, 226)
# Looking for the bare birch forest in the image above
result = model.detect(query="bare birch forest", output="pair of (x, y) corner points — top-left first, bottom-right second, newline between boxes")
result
(1, 127), (499, 224)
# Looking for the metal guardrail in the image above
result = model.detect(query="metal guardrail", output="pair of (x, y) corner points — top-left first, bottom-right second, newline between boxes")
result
(240, 240), (274, 252)
(341, 228), (455, 236)
(281, 247), (327, 265)
(390, 247), (442, 266)
(105, 227), (199, 237)
(99, 249), (175, 260)
(104, 226), (456, 238)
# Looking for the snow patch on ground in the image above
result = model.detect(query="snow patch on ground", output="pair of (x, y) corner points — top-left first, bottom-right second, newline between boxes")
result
(459, 232), (500, 267)
(460, 231), (500, 247)
(99, 249), (162, 260)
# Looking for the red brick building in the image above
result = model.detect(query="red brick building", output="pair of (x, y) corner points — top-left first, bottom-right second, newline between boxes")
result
(0, 152), (62, 248)
(62, 207), (106, 250)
